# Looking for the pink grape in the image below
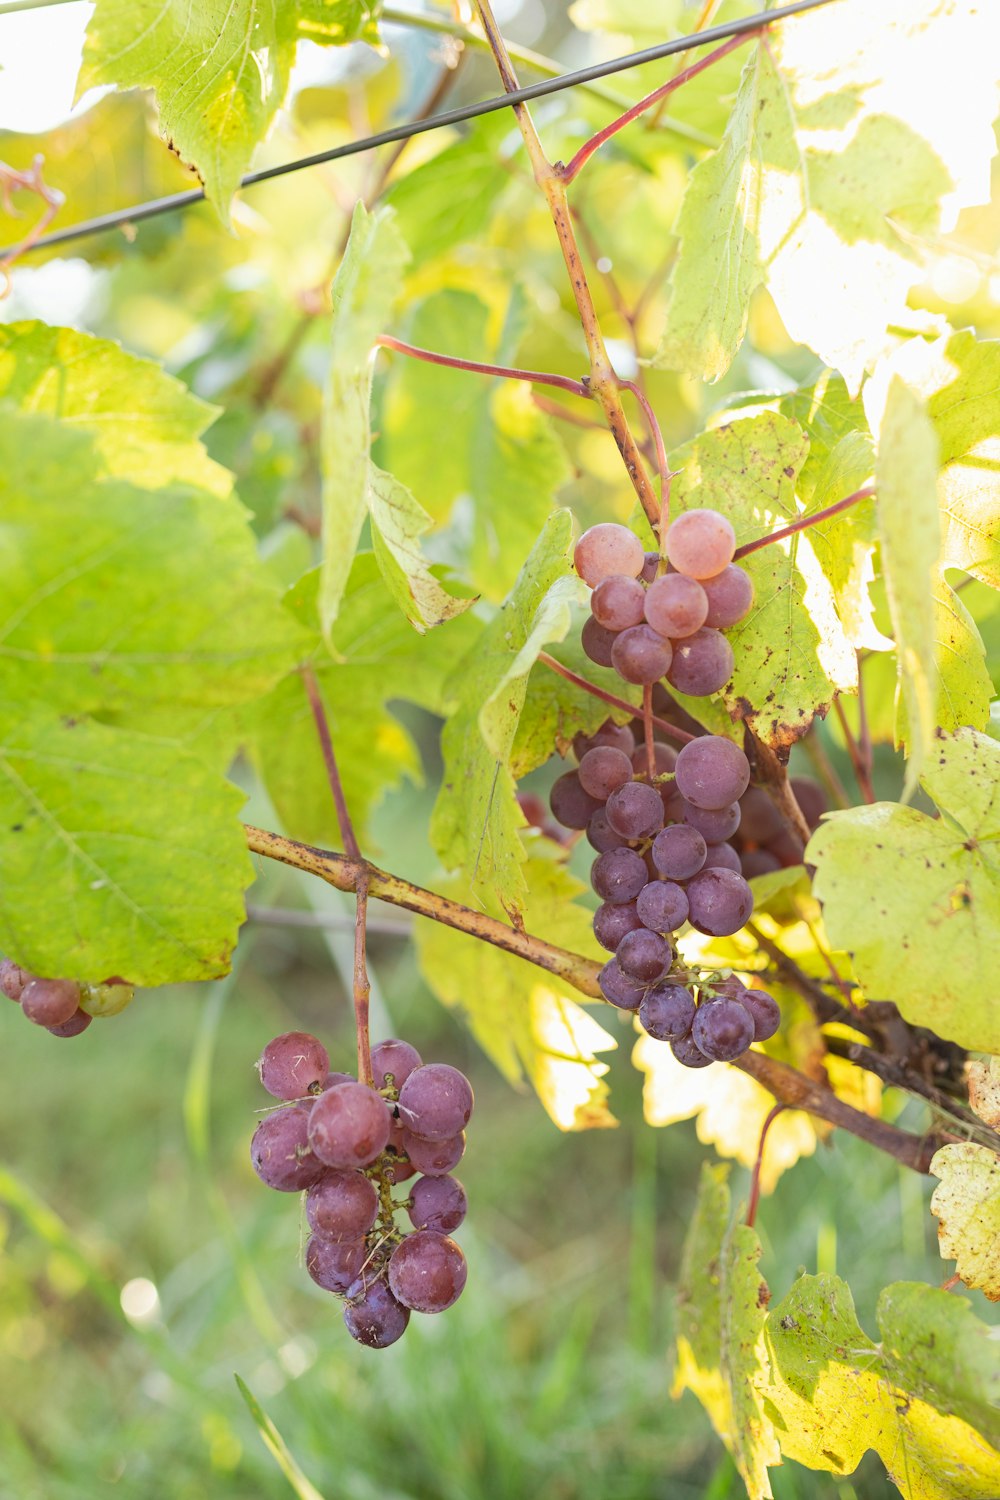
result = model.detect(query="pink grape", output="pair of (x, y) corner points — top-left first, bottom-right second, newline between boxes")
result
(630, 742), (677, 778)
(739, 787), (784, 843)
(306, 1170), (379, 1243)
(408, 1175), (468, 1234)
(667, 628), (734, 696)
(586, 807), (628, 853)
(593, 901), (643, 951)
(258, 1031), (330, 1100)
(616, 929), (672, 984)
(692, 998), (754, 1061)
(682, 800), (741, 843)
(344, 1272), (410, 1347)
(549, 772), (602, 830)
(664, 509), (736, 579)
(702, 843), (742, 874)
(401, 1130), (466, 1177)
(598, 958), (646, 1011)
(306, 1234), (368, 1294)
(388, 1231), (467, 1314)
(397, 1064), (474, 1142)
(578, 746), (633, 800)
(651, 824), (707, 881)
(701, 564), (753, 628)
(370, 1038), (422, 1092)
(742, 849), (782, 877)
(644, 574), (709, 638)
(591, 575), (646, 631)
(46, 1007), (93, 1038)
(0, 959), (32, 1001)
(574, 523), (645, 586)
(591, 848), (648, 904)
(671, 1033), (713, 1068)
(605, 781), (664, 839)
(611, 625), (673, 685)
(740, 988), (781, 1041)
(635, 880), (689, 933)
(582, 616), (617, 667)
(251, 1106), (326, 1192)
(573, 721), (635, 759)
(308, 1082), (392, 1169)
(21, 978), (81, 1028)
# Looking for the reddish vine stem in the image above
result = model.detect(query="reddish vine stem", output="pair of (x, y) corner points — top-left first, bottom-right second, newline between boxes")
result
(560, 29), (759, 183)
(375, 334), (590, 399)
(833, 697), (876, 805)
(0, 154), (65, 295)
(642, 684), (657, 779)
(531, 391), (605, 430)
(619, 379), (670, 496)
(301, 665), (363, 861)
(537, 652), (696, 744)
(647, 0), (722, 129)
(745, 1104), (786, 1228)
(353, 872), (374, 1086)
(733, 486), (875, 560)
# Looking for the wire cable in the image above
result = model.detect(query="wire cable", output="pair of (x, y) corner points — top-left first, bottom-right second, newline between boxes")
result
(1, 0), (839, 259)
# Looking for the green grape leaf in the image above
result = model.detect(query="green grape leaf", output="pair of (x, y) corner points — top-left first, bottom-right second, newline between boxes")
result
(510, 625), (639, 778)
(252, 558), (481, 850)
(378, 289), (572, 602)
(384, 115), (514, 266)
(79, 0), (378, 214)
(368, 465), (475, 633)
(808, 728), (1000, 1051)
(897, 569), (993, 740)
(415, 850), (618, 1130)
(930, 1144), (1000, 1302)
(763, 1274), (1000, 1497)
(669, 412), (856, 748)
(0, 704), (251, 986)
(0, 321), (230, 495)
(430, 511), (585, 915)
(875, 377), (941, 797)
(967, 1058), (1000, 1129)
(321, 202), (409, 638)
(0, 413), (305, 728)
(672, 1164), (780, 1499)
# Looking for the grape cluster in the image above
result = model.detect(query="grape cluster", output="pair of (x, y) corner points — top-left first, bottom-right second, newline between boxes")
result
(0, 958), (134, 1036)
(250, 1030), (473, 1349)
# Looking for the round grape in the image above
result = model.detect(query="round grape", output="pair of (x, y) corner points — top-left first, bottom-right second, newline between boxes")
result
(549, 772), (602, 831)
(664, 509), (736, 579)
(770, 829), (806, 867)
(308, 1082), (392, 1169)
(251, 1106), (326, 1192)
(667, 629), (734, 696)
(791, 776), (827, 831)
(674, 737), (751, 810)
(741, 849), (782, 877)
(686, 868), (754, 937)
(79, 980), (135, 1018)
(344, 1272), (410, 1348)
(692, 998), (754, 1062)
(306, 1234), (368, 1294)
(635, 880), (689, 933)
(739, 787), (784, 843)
(740, 988), (781, 1042)
(701, 564), (753, 628)
(574, 523), (645, 587)
(21, 978), (81, 1028)
(671, 1033), (713, 1069)
(702, 842), (742, 874)
(401, 1130), (466, 1177)
(578, 746), (633, 801)
(586, 807), (628, 853)
(651, 824), (707, 881)
(46, 1007), (93, 1038)
(397, 1064), (474, 1142)
(383, 1118), (416, 1183)
(630, 742), (676, 778)
(593, 901), (643, 951)
(605, 781), (664, 840)
(408, 1175), (468, 1234)
(573, 720), (635, 760)
(581, 616), (617, 668)
(388, 1231), (468, 1314)
(641, 550), (661, 584)
(682, 799), (741, 843)
(616, 929), (672, 984)
(644, 573), (709, 638)
(306, 1170), (379, 1243)
(370, 1038), (422, 1092)
(611, 624), (673, 686)
(258, 1032), (330, 1101)
(598, 958), (646, 1011)
(0, 958), (32, 1001)
(591, 574), (646, 631)
(639, 984), (696, 1042)
(591, 847), (648, 904)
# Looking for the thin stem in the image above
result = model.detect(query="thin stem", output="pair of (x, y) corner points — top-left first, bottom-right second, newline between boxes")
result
(856, 654), (874, 792)
(300, 665), (362, 861)
(0, 155), (65, 294)
(801, 730), (852, 810)
(833, 697), (876, 805)
(354, 873), (373, 1086)
(619, 379), (669, 493)
(647, 0), (722, 129)
(642, 684), (657, 780)
(560, 30), (757, 183)
(0, 0), (74, 12)
(246, 905), (411, 936)
(375, 334), (590, 399)
(530, 391), (605, 431)
(745, 1104), (785, 1228)
(733, 486), (875, 560)
(473, 0), (662, 533)
(537, 651), (696, 744)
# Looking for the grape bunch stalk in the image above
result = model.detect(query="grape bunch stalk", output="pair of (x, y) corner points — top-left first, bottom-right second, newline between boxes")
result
(0, 957), (135, 1035)
(251, 1030), (473, 1349)
(547, 512), (788, 1067)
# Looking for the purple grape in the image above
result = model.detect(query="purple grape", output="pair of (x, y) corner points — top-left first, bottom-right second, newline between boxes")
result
(549, 771), (602, 830)
(703, 842), (742, 874)
(388, 1230), (467, 1313)
(616, 929), (672, 984)
(692, 998), (754, 1061)
(639, 984), (696, 1041)
(712, 973), (748, 1000)
(21, 978), (81, 1028)
(641, 550), (661, 583)
(258, 1031), (330, 1101)
(308, 1082), (392, 1169)
(644, 573), (709, 638)
(605, 781), (664, 839)
(306, 1170), (379, 1243)
(573, 720), (635, 759)
(46, 1007), (93, 1038)
(593, 901), (643, 951)
(370, 1038), (422, 1092)
(408, 1175), (467, 1234)
(674, 737), (751, 810)
(582, 616), (617, 668)
(741, 849), (782, 877)
(740, 988), (781, 1041)
(383, 1118), (416, 1183)
(682, 799), (741, 842)
(586, 807), (628, 853)
(251, 1105), (326, 1192)
(611, 624), (673, 685)
(591, 574), (646, 631)
(739, 787), (784, 843)
(630, 742), (677, 778)
(686, 868), (754, 937)
(598, 958), (646, 1011)
(574, 523), (645, 586)
(651, 824), (707, 880)
(771, 829), (807, 867)
(667, 629), (734, 696)
(664, 509), (736, 580)
(660, 781), (686, 823)
(401, 1130), (466, 1176)
(397, 1064), (474, 1142)
(0, 958), (32, 1001)
(635, 880), (689, 932)
(591, 848), (648, 904)
(344, 1272), (410, 1347)
(671, 1032), (713, 1069)
(578, 746), (633, 801)
(791, 776), (827, 831)
(306, 1234), (368, 1294)
(701, 564), (753, 628)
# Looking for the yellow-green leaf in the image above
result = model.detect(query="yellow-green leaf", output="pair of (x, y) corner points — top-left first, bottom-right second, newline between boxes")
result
(930, 1143), (1000, 1301)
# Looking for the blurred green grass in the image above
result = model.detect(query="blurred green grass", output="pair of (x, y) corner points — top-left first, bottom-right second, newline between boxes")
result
(0, 877), (956, 1500)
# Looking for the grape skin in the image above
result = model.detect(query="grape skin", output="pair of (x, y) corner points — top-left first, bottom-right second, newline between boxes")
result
(306, 1170), (379, 1243)
(578, 746), (633, 800)
(593, 901), (643, 951)
(682, 799), (741, 843)
(639, 984), (695, 1042)
(692, 998), (754, 1062)
(591, 575), (646, 631)
(644, 574), (708, 638)
(408, 1174), (468, 1234)
(631, 742), (676, 777)
(0, 959), (32, 1001)
(616, 928), (672, 984)
(701, 564), (753, 628)
(587, 807), (628, 853)
(370, 1038), (423, 1092)
(591, 848), (648, 904)
(258, 1031), (331, 1101)
(251, 1106), (326, 1192)
(574, 721), (635, 759)
(651, 824), (707, 881)
(401, 1130), (466, 1177)
(664, 509), (736, 579)
(702, 843), (742, 874)
(739, 988), (781, 1041)
(574, 523), (645, 586)
(308, 1082), (392, 1168)
(306, 1234), (368, 1294)
(549, 772), (602, 830)
(605, 781), (664, 840)
(671, 1033), (713, 1069)
(46, 1007), (93, 1038)
(598, 958), (646, 1011)
(667, 628), (734, 696)
(397, 1064), (474, 1142)
(21, 978), (81, 1028)
(685, 868), (754, 937)
(388, 1230), (468, 1314)
(344, 1273), (411, 1348)
(635, 880), (688, 933)
(581, 616), (617, 667)
(611, 624), (673, 686)
(674, 737), (751, 810)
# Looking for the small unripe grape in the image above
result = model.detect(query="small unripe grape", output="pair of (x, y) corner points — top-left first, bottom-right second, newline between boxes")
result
(79, 980), (135, 1018)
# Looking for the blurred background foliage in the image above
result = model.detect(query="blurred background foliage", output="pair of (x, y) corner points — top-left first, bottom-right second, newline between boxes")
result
(0, 0), (998, 1496)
